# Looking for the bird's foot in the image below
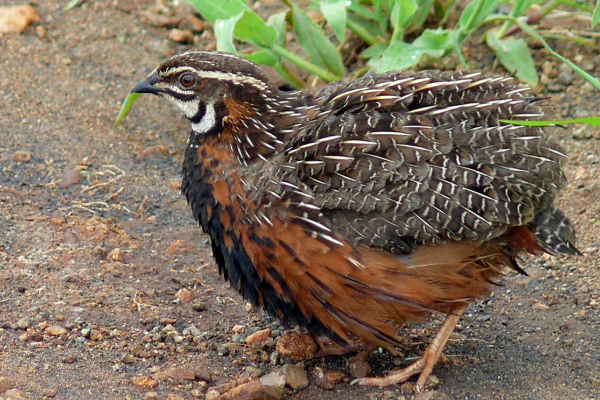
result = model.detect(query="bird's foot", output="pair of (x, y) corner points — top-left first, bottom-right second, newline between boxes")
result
(351, 304), (467, 391)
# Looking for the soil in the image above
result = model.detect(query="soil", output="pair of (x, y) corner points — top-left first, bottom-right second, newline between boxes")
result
(1, 1), (599, 399)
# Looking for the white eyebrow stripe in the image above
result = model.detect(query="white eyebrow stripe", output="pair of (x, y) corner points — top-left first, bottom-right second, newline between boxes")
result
(159, 67), (270, 92)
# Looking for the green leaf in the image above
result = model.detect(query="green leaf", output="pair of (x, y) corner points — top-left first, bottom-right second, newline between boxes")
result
(394, 0), (418, 30)
(244, 50), (303, 88)
(370, 28), (450, 72)
(288, 3), (344, 78)
(185, 0), (276, 48)
(243, 49), (279, 66)
(214, 14), (242, 54)
(348, 0), (386, 22)
(64, 0), (83, 10)
(320, 0), (347, 42)
(234, 11), (277, 48)
(486, 34), (538, 86)
(347, 12), (387, 43)
(510, 0), (536, 17)
(114, 93), (142, 127)
(359, 42), (388, 59)
(500, 116), (600, 127)
(267, 12), (287, 46)
(593, 0), (600, 28)
(184, 0), (246, 23)
(411, 0), (434, 29)
(458, 0), (498, 31)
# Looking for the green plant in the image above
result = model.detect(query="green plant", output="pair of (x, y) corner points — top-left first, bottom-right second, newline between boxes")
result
(184, 0), (600, 88)
(114, 0), (600, 127)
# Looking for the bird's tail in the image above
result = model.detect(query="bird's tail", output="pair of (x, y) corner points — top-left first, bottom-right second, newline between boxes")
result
(527, 207), (582, 256)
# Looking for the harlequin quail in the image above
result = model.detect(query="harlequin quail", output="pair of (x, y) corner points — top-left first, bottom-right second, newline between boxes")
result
(129, 50), (580, 390)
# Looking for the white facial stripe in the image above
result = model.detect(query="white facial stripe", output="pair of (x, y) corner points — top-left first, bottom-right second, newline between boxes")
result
(195, 70), (269, 91)
(191, 102), (216, 134)
(158, 66), (269, 93)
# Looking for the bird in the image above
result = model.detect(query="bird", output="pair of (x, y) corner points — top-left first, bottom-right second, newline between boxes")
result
(128, 50), (580, 391)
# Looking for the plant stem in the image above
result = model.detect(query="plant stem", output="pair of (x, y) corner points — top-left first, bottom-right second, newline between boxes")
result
(271, 44), (341, 82)
(497, 0), (559, 39)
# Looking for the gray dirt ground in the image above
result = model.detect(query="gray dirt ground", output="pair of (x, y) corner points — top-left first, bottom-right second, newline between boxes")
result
(1, 1), (599, 399)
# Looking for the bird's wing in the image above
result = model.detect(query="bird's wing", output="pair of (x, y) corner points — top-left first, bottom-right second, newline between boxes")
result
(279, 71), (566, 253)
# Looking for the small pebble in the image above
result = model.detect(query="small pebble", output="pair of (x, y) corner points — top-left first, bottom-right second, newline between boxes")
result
(191, 299), (206, 311)
(13, 150), (32, 163)
(45, 325), (67, 336)
(205, 390), (220, 400)
(165, 367), (196, 380)
(245, 328), (271, 345)
(557, 70), (572, 85)
(324, 370), (345, 384)
(107, 248), (125, 263)
(43, 387), (59, 398)
(55, 168), (83, 188)
(132, 376), (158, 389)
(0, 5), (40, 33)
(169, 28), (194, 44)
(16, 317), (30, 329)
(175, 288), (194, 303)
(349, 358), (371, 379)
(4, 388), (29, 400)
(276, 330), (318, 361)
(283, 363), (309, 390)
(0, 376), (10, 394)
(62, 354), (77, 364)
(90, 329), (104, 341)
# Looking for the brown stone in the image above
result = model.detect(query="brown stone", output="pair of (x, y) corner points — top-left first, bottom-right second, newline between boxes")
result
(56, 168), (83, 188)
(175, 288), (194, 303)
(45, 325), (67, 336)
(165, 367), (196, 381)
(132, 376), (158, 389)
(282, 364), (309, 390)
(276, 330), (318, 361)
(0, 5), (39, 33)
(246, 328), (272, 345)
(107, 248), (125, 263)
(168, 28), (194, 44)
(13, 150), (32, 163)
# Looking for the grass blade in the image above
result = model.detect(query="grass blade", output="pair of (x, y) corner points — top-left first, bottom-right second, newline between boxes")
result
(500, 116), (600, 127)
(516, 19), (600, 91)
(114, 93), (142, 127)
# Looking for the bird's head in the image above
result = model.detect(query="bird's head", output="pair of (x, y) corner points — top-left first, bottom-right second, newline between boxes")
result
(130, 50), (278, 136)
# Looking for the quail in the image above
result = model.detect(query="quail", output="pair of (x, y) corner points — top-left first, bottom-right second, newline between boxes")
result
(128, 50), (580, 390)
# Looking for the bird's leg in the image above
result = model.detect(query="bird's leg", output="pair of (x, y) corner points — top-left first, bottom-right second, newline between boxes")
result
(352, 304), (468, 391)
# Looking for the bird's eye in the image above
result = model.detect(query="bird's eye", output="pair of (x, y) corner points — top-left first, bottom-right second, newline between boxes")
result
(179, 73), (197, 88)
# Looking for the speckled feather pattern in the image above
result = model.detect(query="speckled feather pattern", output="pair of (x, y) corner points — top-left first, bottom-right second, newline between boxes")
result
(138, 50), (580, 353)
(240, 70), (575, 255)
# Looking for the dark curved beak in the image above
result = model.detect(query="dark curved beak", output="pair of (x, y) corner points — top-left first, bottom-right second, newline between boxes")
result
(131, 73), (163, 95)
